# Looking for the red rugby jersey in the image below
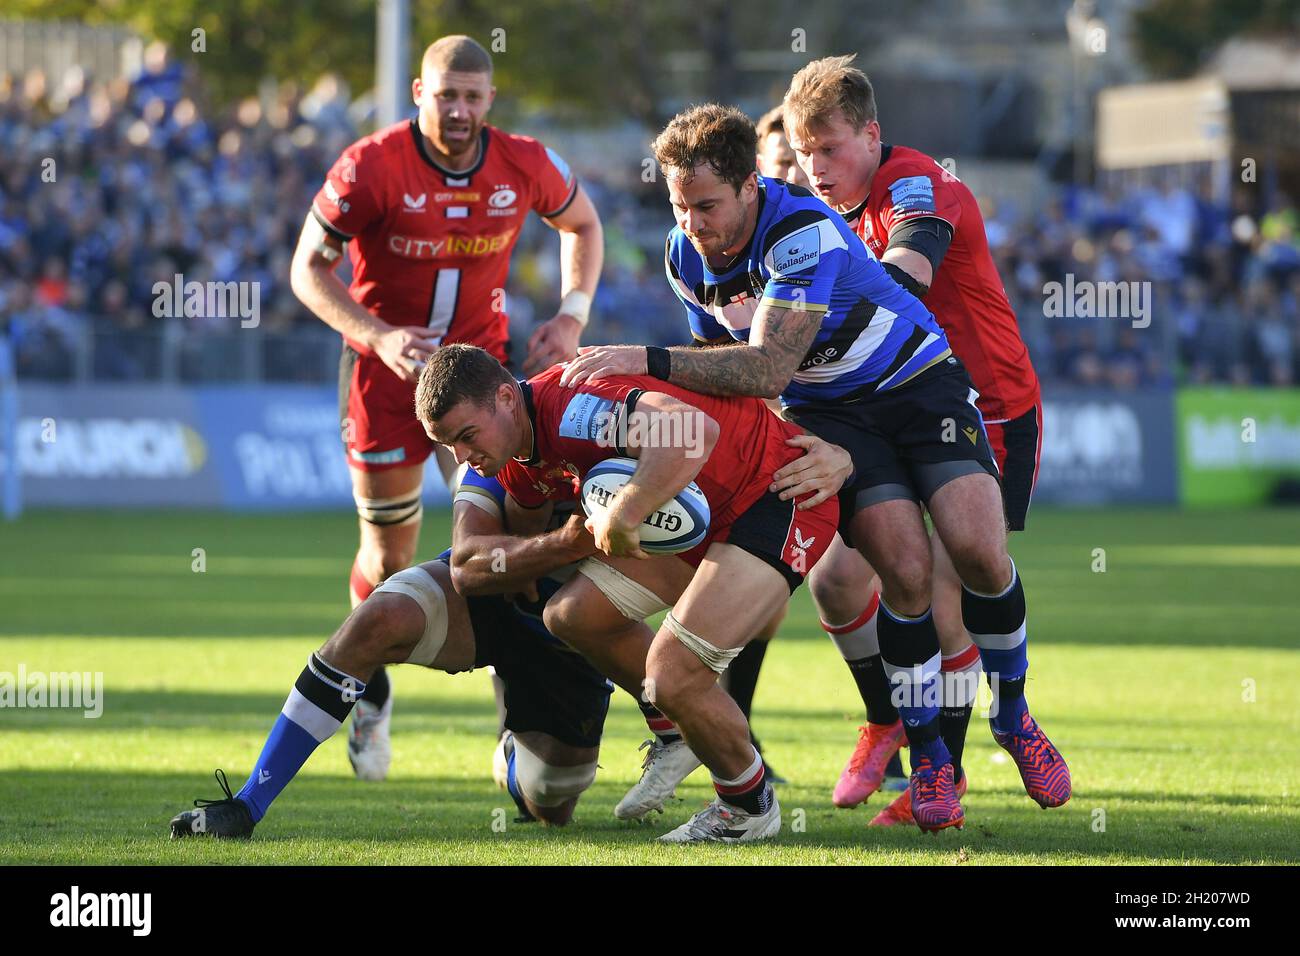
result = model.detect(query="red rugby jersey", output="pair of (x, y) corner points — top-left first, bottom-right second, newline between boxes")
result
(312, 120), (578, 363)
(847, 145), (1039, 421)
(494, 366), (805, 531)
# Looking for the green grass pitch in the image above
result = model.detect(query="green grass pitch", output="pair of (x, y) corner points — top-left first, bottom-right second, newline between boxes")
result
(1, 507), (1297, 865)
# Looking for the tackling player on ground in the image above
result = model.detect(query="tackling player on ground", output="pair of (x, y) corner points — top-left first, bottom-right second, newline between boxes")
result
(564, 103), (1069, 832)
(782, 56), (1057, 825)
(290, 35), (603, 780)
(169, 468), (615, 839)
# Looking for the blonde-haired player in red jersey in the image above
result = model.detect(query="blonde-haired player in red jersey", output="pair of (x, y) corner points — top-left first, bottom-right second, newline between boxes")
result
(783, 55), (1068, 825)
(289, 35), (603, 780)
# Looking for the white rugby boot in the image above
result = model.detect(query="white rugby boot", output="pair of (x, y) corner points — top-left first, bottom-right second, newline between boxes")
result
(347, 696), (392, 781)
(614, 738), (703, 820)
(658, 795), (781, 843)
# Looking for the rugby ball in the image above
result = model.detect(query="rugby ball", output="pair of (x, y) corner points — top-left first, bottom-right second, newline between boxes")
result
(580, 457), (710, 555)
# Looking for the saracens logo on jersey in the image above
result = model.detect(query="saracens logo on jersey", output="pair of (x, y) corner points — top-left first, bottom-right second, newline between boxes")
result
(487, 185), (519, 216)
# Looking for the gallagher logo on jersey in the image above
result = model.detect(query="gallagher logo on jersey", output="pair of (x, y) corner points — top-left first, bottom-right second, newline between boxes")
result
(771, 225), (822, 276)
(888, 175), (936, 214)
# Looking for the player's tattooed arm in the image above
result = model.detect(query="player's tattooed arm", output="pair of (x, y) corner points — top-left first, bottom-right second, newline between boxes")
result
(556, 305), (817, 396)
(664, 302), (822, 399)
(449, 499), (596, 597)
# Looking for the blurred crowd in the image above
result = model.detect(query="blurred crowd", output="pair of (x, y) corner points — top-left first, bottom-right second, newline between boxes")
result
(986, 182), (1300, 389)
(3, 49), (1299, 389)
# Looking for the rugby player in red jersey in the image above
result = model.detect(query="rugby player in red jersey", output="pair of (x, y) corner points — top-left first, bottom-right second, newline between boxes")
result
(756, 105), (810, 189)
(289, 35), (603, 780)
(782, 56), (1063, 823)
(415, 344), (845, 842)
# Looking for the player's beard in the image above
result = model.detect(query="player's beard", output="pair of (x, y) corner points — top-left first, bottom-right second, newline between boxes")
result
(435, 114), (481, 159)
(700, 210), (749, 261)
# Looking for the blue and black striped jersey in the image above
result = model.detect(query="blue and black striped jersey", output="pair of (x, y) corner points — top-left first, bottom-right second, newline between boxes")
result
(664, 176), (953, 406)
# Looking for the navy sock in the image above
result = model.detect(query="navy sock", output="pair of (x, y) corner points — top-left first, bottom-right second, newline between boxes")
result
(877, 601), (942, 736)
(235, 653), (363, 822)
(962, 561), (1030, 735)
(909, 733), (953, 774)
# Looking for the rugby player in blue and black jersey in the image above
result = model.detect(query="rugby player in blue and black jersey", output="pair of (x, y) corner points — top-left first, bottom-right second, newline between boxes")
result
(169, 469), (615, 837)
(562, 104), (1068, 832)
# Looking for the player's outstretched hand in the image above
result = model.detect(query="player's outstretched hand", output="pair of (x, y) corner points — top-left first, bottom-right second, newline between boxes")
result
(558, 513), (600, 561)
(584, 513), (649, 560)
(374, 326), (443, 383)
(770, 434), (854, 510)
(559, 345), (647, 387)
(523, 313), (584, 376)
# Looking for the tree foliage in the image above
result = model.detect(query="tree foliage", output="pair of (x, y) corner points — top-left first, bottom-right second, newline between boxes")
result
(1132, 0), (1300, 78)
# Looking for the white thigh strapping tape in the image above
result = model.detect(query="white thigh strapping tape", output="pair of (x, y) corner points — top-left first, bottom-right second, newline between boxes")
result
(513, 739), (598, 806)
(664, 611), (741, 674)
(372, 566), (449, 666)
(575, 557), (672, 622)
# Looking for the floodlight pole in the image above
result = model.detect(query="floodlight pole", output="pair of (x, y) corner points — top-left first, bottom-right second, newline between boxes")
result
(376, 0), (410, 127)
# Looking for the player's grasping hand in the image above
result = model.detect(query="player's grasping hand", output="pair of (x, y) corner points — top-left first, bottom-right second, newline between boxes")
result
(523, 313), (585, 376)
(584, 509), (650, 560)
(374, 325), (444, 383)
(770, 434), (854, 509)
(559, 344), (647, 386)
(557, 512), (600, 559)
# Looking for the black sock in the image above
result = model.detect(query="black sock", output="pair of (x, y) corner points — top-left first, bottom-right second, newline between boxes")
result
(715, 762), (772, 816)
(846, 654), (900, 726)
(636, 697), (681, 745)
(940, 705), (972, 784)
(885, 751), (905, 778)
(360, 665), (390, 708)
(722, 640), (768, 722)
(998, 673), (1026, 705)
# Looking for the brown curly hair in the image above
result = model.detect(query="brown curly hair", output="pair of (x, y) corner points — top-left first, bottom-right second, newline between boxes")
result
(651, 103), (757, 192)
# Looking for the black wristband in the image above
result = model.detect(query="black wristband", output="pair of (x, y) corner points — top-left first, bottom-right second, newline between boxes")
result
(646, 346), (671, 381)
